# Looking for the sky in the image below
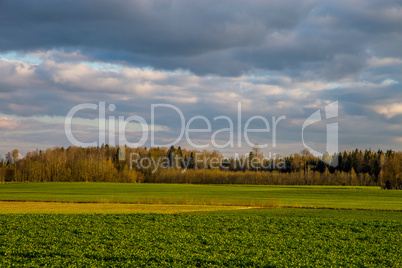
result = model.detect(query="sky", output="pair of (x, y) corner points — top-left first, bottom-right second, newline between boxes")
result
(1, 0), (402, 158)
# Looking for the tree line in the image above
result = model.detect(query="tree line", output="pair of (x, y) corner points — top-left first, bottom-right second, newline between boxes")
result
(0, 145), (401, 188)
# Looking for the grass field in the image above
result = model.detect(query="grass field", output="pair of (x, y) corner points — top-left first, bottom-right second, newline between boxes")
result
(0, 183), (401, 267)
(0, 183), (401, 210)
(0, 201), (249, 214)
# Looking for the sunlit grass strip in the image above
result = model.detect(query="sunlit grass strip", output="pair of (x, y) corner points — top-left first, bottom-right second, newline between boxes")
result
(0, 201), (250, 214)
(92, 195), (281, 208)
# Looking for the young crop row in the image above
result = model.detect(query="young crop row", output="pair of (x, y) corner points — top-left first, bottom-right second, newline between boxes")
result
(0, 214), (400, 267)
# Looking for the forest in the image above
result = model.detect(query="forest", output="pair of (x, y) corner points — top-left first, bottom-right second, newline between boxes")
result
(0, 145), (401, 188)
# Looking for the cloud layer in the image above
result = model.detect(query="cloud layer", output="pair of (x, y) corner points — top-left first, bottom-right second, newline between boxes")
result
(0, 0), (402, 156)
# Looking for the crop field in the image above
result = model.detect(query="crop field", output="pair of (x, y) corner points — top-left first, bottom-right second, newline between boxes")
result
(0, 213), (401, 267)
(0, 183), (401, 267)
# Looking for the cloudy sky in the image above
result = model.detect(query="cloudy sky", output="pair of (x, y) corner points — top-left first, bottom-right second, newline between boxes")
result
(1, 0), (402, 158)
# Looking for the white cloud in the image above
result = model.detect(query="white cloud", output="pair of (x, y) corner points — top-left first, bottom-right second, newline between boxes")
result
(1, 48), (402, 156)
(368, 57), (402, 67)
(373, 103), (402, 118)
(0, 117), (20, 130)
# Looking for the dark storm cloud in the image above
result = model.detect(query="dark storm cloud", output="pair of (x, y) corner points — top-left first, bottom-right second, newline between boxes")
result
(0, 0), (313, 54)
(3, 0), (401, 77)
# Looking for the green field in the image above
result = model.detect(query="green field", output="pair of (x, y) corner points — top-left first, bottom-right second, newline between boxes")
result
(0, 214), (400, 267)
(0, 201), (249, 214)
(0, 183), (401, 210)
(192, 207), (402, 221)
(0, 183), (401, 267)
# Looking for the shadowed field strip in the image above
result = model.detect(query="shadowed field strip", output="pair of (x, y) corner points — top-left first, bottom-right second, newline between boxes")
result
(0, 201), (249, 214)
